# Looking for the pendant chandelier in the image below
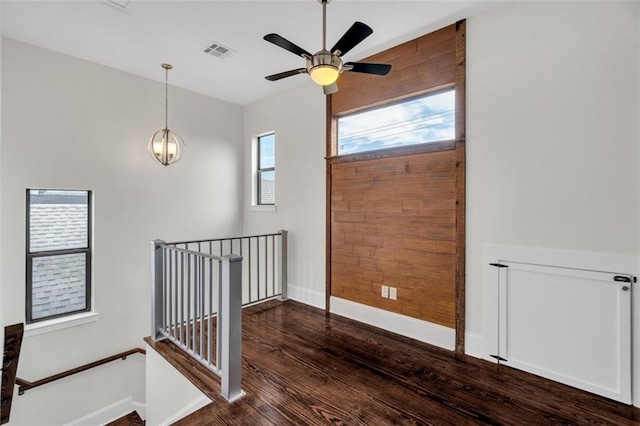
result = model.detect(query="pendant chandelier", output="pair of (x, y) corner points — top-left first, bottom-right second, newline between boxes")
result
(148, 63), (185, 166)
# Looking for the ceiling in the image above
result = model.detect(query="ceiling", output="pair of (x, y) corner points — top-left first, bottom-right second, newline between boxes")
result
(1, 0), (503, 106)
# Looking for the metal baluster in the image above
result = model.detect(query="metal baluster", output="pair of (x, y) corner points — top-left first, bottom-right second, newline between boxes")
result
(174, 250), (178, 340)
(216, 260), (223, 372)
(168, 248), (173, 338)
(248, 238), (252, 303)
(220, 240), (223, 257)
(187, 253), (191, 351)
(180, 251), (185, 344)
(257, 237), (260, 301)
(264, 236), (268, 299)
(174, 249), (179, 338)
(240, 239), (244, 304)
(200, 256), (205, 359)
(272, 235), (275, 297)
(208, 257), (213, 366)
(194, 253), (199, 355)
(162, 247), (167, 334)
(193, 253), (197, 353)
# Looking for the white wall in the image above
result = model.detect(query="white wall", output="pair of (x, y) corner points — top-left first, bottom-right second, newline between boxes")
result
(1, 38), (244, 425)
(145, 345), (209, 426)
(243, 82), (326, 309)
(466, 0), (638, 404)
(466, 0), (638, 333)
(0, 2), (4, 362)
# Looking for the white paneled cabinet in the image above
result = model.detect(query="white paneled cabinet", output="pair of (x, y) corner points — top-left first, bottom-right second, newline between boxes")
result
(483, 246), (634, 404)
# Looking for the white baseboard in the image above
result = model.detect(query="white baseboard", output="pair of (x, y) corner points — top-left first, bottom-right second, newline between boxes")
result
(64, 396), (145, 426)
(131, 402), (146, 421)
(330, 296), (455, 351)
(287, 284), (325, 310)
(464, 331), (483, 358)
(159, 395), (211, 426)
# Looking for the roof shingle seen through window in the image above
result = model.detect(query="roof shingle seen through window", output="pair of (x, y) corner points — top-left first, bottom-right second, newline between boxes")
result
(30, 204), (87, 252)
(28, 193), (89, 320)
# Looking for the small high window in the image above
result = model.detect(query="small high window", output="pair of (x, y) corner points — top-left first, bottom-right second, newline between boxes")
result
(337, 89), (455, 156)
(257, 133), (275, 205)
(26, 189), (92, 323)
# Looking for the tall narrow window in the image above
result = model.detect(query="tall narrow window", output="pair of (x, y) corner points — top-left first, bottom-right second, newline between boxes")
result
(257, 133), (275, 205)
(26, 189), (92, 323)
(337, 89), (455, 156)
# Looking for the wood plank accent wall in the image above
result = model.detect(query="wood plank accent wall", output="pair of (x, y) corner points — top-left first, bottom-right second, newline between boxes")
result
(454, 20), (467, 352)
(331, 151), (457, 327)
(327, 22), (466, 347)
(330, 24), (457, 119)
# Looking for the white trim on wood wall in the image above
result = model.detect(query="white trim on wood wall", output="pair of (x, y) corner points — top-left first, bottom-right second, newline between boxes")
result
(330, 296), (455, 351)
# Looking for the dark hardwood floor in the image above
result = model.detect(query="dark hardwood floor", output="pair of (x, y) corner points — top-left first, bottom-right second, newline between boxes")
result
(146, 300), (640, 425)
(105, 411), (145, 426)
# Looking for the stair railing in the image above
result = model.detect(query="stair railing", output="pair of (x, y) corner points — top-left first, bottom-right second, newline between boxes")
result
(150, 242), (244, 402)
(150, 230), (288, 403)
(168, 230), (288, 306)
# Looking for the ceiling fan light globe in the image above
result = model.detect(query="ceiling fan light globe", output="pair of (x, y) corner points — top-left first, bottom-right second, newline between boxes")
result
(310, 65), (339, 86)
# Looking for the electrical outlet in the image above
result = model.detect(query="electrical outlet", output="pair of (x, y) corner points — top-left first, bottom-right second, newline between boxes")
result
(381, 285), (389, 298)
(389, 287), (397, 300)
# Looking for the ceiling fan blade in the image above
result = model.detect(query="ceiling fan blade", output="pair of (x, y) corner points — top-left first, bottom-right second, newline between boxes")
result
(263, 33), (312, 58)
(345, 62), (392, 76)
(330, 22), (373, 57)
(265, 68), (308, 81)
(323, 82), (339, 95)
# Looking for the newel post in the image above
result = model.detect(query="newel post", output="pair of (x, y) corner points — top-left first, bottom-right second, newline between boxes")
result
(278, 230), (288, 301)
(150, 239), (166, 341)
(220, 253), (244, 402)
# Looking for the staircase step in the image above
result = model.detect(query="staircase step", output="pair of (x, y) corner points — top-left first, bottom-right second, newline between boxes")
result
(105, 411), (144, 426)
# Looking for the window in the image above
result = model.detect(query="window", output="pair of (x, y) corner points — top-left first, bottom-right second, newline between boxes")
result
(256, 133), (275, 205)
(337, 89), (455, 156)
(26, 189), (91, 323)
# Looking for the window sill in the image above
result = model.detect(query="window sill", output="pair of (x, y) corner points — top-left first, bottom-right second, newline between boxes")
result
(24, 311), (99, 338)
(250, 205), (277, 212)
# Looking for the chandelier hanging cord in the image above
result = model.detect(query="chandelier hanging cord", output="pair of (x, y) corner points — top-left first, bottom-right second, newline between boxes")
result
(162, 63), (173, 130)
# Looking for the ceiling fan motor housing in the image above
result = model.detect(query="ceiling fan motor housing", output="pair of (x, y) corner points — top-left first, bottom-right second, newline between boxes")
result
(307, 51), (343, 74)
(307, 51), (343, 86)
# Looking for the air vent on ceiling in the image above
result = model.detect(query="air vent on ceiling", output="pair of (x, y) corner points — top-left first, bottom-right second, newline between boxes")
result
(106, 0), (131, 8)
(202, 42), (236, 60)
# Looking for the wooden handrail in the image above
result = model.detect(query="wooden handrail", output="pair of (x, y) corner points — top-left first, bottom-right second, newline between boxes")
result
(16, 348), (145, 395)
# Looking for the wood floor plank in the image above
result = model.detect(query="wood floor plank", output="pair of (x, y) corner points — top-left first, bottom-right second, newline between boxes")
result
(147, 300), (640, 426)
(105, 411), (145, 426)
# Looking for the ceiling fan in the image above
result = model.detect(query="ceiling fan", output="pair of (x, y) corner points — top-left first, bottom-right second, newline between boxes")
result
(263, 0), (392, 95)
